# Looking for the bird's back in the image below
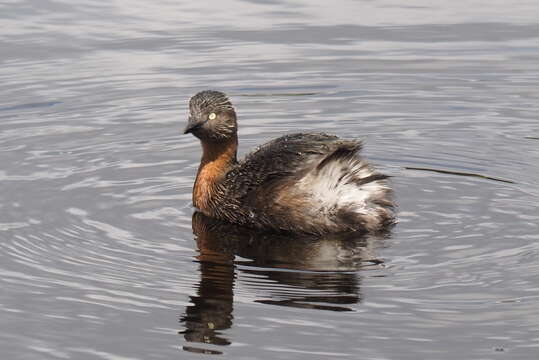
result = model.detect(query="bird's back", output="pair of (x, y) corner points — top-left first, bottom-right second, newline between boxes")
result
(215, 133), (394, 234)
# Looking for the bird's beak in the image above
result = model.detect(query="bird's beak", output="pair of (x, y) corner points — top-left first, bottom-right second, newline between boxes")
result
(183, 115), (202, 134)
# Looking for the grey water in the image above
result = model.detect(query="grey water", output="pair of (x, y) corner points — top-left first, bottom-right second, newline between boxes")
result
(1, 0), (539, 359)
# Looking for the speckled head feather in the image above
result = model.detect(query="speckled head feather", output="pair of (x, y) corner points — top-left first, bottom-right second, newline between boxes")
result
(189, 90), (233, 116)
(185, 90), (237, 141)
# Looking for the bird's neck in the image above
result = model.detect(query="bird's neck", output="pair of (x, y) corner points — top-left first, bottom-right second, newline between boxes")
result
(193, 137), (238, 213)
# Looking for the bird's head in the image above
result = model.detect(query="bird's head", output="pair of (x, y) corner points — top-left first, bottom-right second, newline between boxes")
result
(184, 90), (237, 142)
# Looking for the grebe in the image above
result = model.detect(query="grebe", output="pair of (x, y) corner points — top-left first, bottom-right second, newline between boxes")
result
(184, 90), (395, 234)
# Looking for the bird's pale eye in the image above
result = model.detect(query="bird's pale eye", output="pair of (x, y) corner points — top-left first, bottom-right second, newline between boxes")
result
(208, 113), (216, 120)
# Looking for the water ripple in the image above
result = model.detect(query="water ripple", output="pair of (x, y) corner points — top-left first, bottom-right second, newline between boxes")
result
(2, 0), (539, 359)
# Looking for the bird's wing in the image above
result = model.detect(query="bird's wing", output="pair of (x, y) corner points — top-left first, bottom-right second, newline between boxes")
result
(224, 133), (362, 201)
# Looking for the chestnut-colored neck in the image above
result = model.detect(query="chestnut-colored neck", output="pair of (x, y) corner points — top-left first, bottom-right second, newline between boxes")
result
(193, 136), (238, 213)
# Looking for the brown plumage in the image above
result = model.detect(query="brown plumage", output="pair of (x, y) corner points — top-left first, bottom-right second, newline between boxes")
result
(184, 90), (395, 234)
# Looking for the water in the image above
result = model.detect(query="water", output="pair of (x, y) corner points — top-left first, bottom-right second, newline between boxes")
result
(2, 0), (539, 359)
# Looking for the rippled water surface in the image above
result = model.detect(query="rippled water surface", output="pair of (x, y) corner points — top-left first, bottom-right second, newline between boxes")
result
(2, 1), (539, 359)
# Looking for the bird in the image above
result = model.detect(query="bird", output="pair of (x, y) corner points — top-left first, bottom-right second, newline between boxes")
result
(183, 90), (395, 235)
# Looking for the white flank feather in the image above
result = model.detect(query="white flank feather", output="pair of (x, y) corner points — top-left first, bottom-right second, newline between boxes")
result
(297, 156), (391, 230)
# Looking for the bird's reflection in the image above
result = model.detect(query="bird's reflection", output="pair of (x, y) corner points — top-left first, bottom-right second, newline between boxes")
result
(180, 212), (391, 353)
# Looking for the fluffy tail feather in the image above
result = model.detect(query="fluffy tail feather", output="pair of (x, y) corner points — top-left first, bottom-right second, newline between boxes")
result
(300, 141), (395, 232)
